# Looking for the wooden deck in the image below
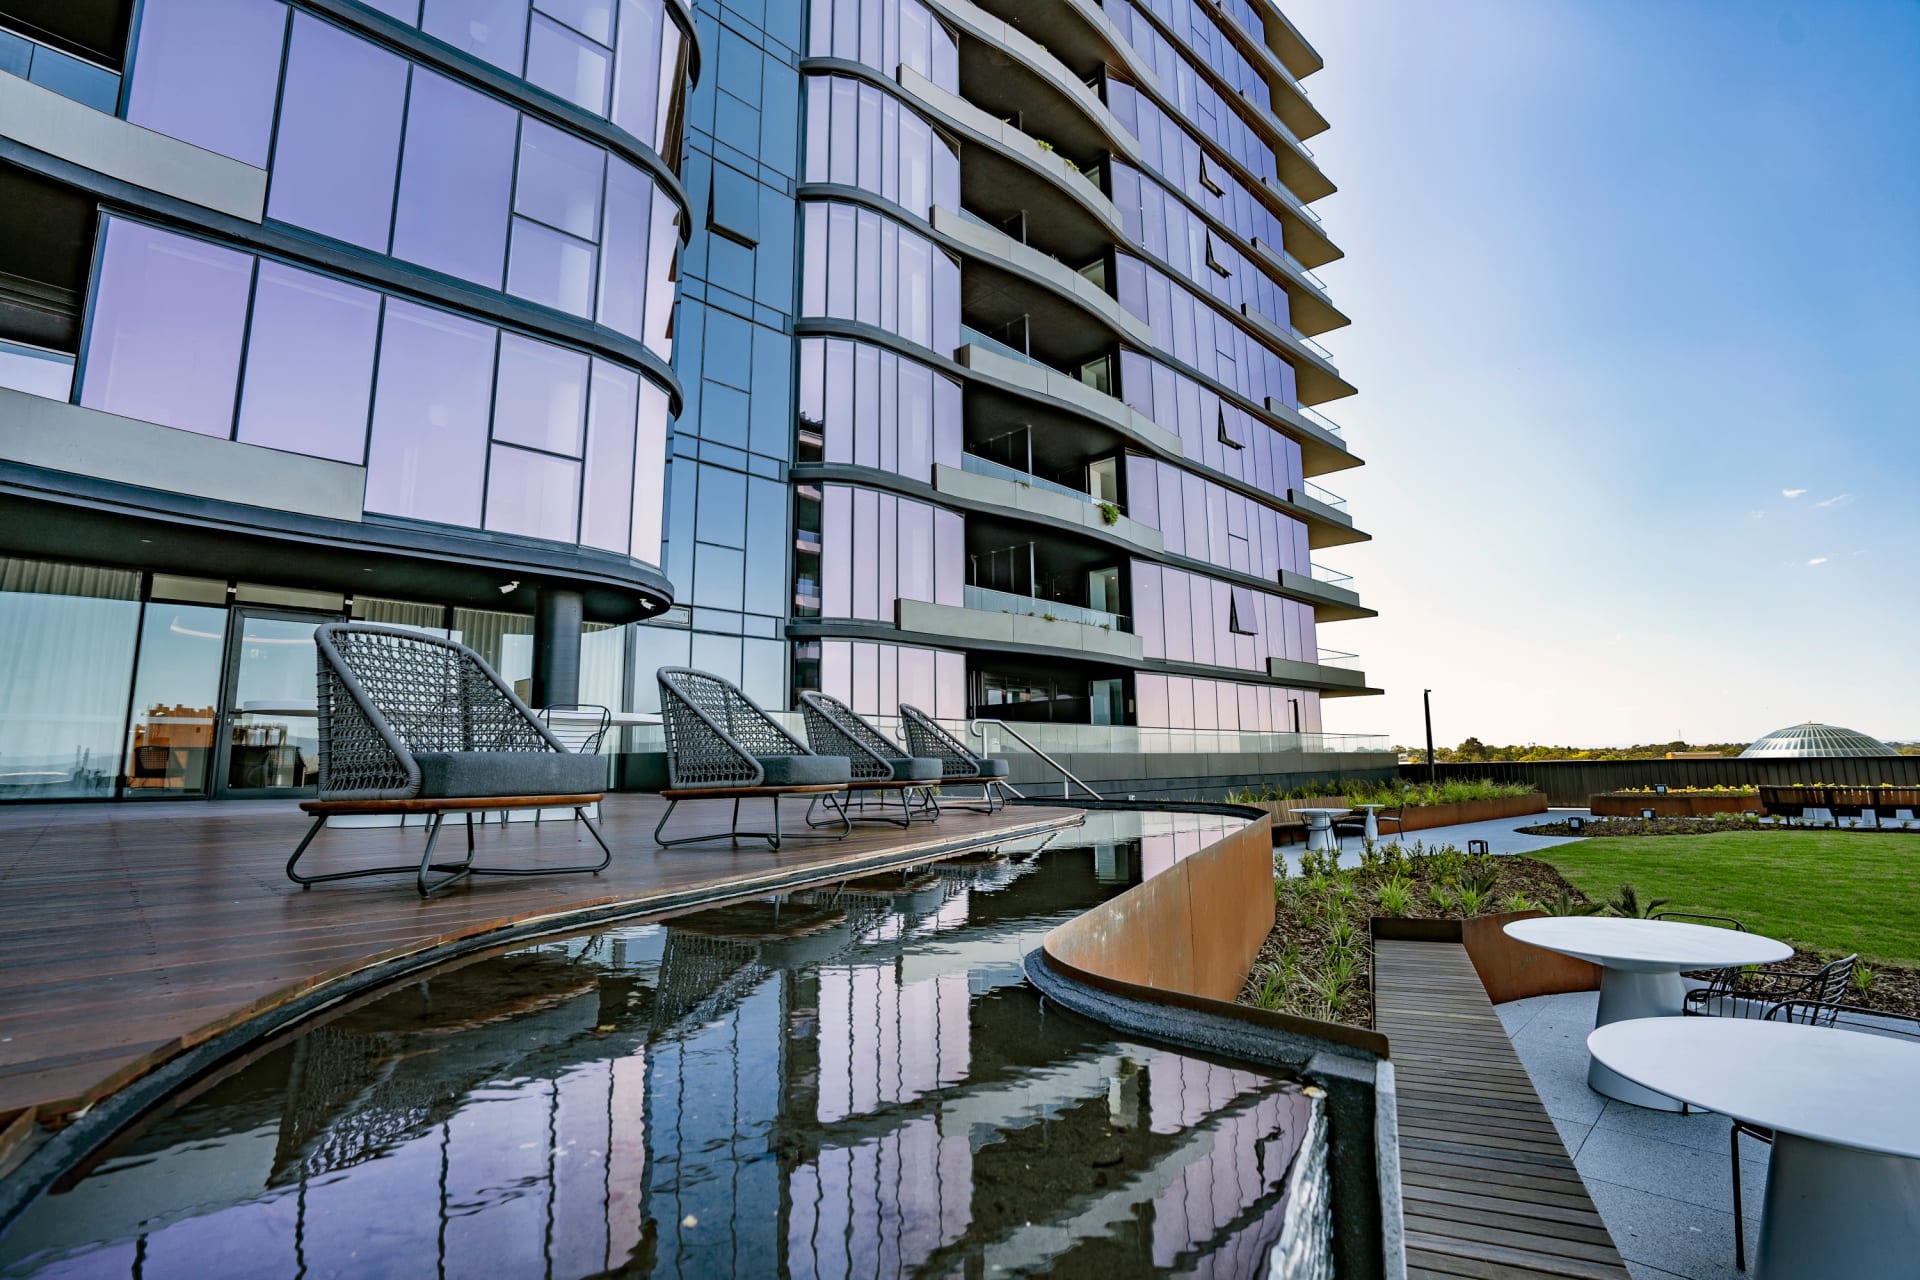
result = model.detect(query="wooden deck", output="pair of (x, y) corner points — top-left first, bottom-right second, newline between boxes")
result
(1375, 940), (1630, 1280)
(0, 794), (1079, 1123)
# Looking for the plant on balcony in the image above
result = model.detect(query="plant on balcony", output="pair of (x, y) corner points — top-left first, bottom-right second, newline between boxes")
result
(1097, 501), (1120, 525)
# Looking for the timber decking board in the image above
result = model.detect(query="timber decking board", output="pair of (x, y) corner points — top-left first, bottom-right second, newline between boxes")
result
(1377, 939), (1630, 1279)
(0, 794), (1081, 1119)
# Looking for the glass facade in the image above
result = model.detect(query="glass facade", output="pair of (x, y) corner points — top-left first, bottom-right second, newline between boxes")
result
(80, 218), (670, 557)
(800, 484), (963, 622)
(803, 74), (960, 221)
(1131, 560), (1315, 673)
(794, 337), (963, 482)
(1115, 253), (1297, 410)
(1106, 81), (1287, 252)
(1136, 674), (1321, 734)
(1117, 352), (1304, 498)
(804, 638), (967, 723)
(1106, 0), (1277, 183)
(805, 0), (957, 93)
(0, 559), (140, 799)
(1125, 455), (1311, 582)
(1111, 161), (1291, 336)
(799, 201), (960, 355)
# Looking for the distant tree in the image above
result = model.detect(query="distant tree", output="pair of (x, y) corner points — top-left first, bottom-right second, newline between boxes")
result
(1454, 736), (1489, 761)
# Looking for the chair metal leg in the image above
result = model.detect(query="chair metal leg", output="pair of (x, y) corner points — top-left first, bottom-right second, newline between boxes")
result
(655, 793), (852, 848)
(415, 814), (477, 897)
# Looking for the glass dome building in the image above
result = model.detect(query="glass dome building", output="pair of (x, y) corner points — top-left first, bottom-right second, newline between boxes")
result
(1739, 723), (1899, 758)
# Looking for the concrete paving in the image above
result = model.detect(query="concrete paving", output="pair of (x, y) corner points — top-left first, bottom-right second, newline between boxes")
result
(1498, 991), (1764, 1280)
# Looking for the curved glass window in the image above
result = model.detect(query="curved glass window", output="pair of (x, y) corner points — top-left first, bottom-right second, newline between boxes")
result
(1111, 162), (1290, 336)
(1106, 81), (1285, 253)
(800, 638), (966, 723)
(807, 0), (957, 94)
(795, 337), (962, 483)
(1115, 255), (1296, 410)
(1124, 455), (1308, 582)
(1119, 0), (1271, 116)
(128, 5), (681, 355)
(803, 75), (959, 221)
(1116, 352), (1301, 498)
(77, 218), (671, 561)
(1107, 1), (1275, 187)
(1135, 674), (1318, 734)
(800, 202), (960, 355)
(124, 0), (287, 166)
(794, 483), (961, 621)
(1131, 560), (1313, 672)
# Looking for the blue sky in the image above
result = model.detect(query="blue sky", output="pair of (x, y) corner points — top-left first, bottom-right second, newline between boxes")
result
(1288, 0), (1920, 747)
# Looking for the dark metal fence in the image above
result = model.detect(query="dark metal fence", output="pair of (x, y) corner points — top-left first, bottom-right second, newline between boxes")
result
(1396, 757), (1920, 807)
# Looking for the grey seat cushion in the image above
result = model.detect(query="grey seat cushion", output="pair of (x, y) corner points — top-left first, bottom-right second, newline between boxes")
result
(886, 756), (943, 782)
(754, 754), (851, 786)
(414, 750), (606, 799)
(971, 757), (1010, 778)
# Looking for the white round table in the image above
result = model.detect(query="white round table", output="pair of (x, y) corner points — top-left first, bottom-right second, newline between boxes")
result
(1589, 1018), (1920, 1278)
(1353, 802), (1388, 841)
(1292, 807), (1350, 855)
(1504, 916), (1793, 1109)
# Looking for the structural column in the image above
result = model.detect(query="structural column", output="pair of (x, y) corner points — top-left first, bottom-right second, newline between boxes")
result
(532, 587), (584, 708)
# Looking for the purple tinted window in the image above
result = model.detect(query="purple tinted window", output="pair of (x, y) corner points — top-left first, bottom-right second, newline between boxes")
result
(508, 218), (597, 318)
(596, 159), (653, 340)
(537, 0), (613, 43)
(365, 300), (494, 527)
(236, 262), (379, 463)
(611, 0), (664, 145)
(516, 120), (605, 240)
(580, 360), (636, 553)
(485, 444), (580, 542)
(492, 333), (587, 455)
(126, 0), (286, 166)
(644, 186), (679, 356)
(81, 220), (252, 437)
(268, 15), (408, 251)
(391, 71), (517, 288)
(527, 14), (610, 114)
(630, 381), (670, 562)
(361, 0), (419, 19)
(421, 0), (526, 73)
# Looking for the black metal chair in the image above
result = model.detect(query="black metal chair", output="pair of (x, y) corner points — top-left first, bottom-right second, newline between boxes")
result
(538, 703), (613, 755)
(289, 624), (612, 897)
(897, 704), (1019, 813)
(1682, 947), (1857, 1022)
(655, 668), (851, 849)
(1331, 806), (1402, 849)
(1725, 1001), (1919, 1270)
(798, 691), (943, 827)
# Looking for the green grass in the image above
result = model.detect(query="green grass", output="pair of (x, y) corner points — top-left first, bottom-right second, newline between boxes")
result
(1536, 832), (1920, 967)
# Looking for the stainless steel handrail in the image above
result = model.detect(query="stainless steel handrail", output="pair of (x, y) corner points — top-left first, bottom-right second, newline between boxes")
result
(968, 718), (1104, 800)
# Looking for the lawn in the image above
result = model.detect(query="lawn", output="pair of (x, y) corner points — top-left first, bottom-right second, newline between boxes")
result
(1536, 831), (1920, 968)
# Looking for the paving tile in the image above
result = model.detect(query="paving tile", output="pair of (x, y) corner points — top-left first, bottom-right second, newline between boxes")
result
(1586, 1175), (1760, 1280)
(1592, 1097), (1759, 1157)
(1495, 992), (1547, 1037)
(1552, 1113), (1594, 1158)
(1576, 1121), (1770, 1214)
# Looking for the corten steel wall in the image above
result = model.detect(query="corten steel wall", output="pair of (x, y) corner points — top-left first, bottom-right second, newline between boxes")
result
(1045, 814), (1274, 1002)
(1400, 757), (1920, 807)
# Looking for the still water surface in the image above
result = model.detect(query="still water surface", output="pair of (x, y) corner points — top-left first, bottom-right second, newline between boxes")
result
(2, 813), (1327, 1278)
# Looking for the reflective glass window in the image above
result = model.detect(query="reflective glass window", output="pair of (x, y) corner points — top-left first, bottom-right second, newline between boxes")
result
(580, 360), (637, 553)
(121, 601), (226, 795)
(515, 120), (606, 240)
(507, 218), (598, 317)
(537, 0), (613, 43)
(365, 300), (495, 526)
(268, 15), (408, 251)
(611, 0), (665, 144)
(125, 0), (287, 166)
(596, 158), (657, 341)
(485, 444), (581, 541)
(803, 75), (958, 221)
(0, 558), (139, 800)
(236, 263), (380, 463)
(807, 0), (956, 94)
(391, 71), (517, 288)
(492, 334), (588, 455)
(630, 382), (670, 564)
(81, 220), (252, 437)
(421, 0), (527, 74)
(527, 13), (610, 114)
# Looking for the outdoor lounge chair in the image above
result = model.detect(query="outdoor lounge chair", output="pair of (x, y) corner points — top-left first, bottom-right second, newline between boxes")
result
(1724, 1000), (1920, 1270)
(655, 668), (852, 849)
(799, 691), (944, 827)
(897, 704), (1019, 813)
(288, 624), (612, 897)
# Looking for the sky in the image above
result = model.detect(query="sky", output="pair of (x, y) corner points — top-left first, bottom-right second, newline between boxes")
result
(1286, 0), (1920, 748)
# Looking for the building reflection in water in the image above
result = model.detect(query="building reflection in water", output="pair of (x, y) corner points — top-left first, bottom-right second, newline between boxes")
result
(1, 816), (1323, 1279)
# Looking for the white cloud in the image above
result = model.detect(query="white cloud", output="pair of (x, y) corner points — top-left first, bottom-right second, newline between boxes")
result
(1807, 557), (1829, 566)
(1781, 488), (1807, 498)
(1814, 493), (1853, 508)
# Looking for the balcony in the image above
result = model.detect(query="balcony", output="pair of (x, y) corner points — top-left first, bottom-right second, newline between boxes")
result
(897, 595), (1144, 662)
(953, 337), (1183, 458)
(0, 26), (119, 113)
(1276, 562), (1372, 623)
(1247, 236), (1348, 338)
(1266, 653), (1377, 698)
(937, 456), (1164, 551)
(1286, 483), (1365, 550)
(1236, 303), (1355, 406)
(936, 205), (1150, 358)
(1262, 396), (1360, 478)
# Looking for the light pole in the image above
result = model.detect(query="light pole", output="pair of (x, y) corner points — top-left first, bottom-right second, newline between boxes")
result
(1423, 688), (1436, 781)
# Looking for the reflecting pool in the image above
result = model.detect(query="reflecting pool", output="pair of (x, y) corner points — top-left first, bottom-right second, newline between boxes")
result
(2, 813), (1329, 1278)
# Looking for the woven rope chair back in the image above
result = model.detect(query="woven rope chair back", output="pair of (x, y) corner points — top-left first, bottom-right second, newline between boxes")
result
(656, 667), (807, 788)
(315, 624), (558, 800)
(800, 691), (904, 781)
(898, 704), (978, 778)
